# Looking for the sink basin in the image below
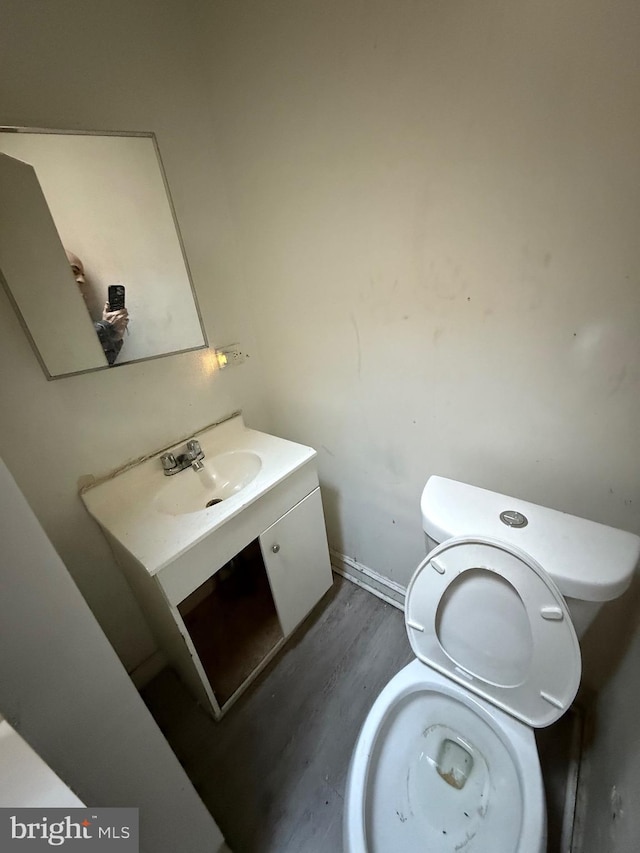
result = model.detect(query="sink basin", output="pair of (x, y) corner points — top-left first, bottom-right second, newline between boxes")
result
(80, 413), (318, 575)
(154, 450), (262, 516)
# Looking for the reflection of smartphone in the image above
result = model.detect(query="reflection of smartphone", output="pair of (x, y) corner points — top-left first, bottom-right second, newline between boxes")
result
(107, 284), (125, 311)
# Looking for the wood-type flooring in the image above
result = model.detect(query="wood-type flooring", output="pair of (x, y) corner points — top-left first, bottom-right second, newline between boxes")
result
(143, 574), (574, 852)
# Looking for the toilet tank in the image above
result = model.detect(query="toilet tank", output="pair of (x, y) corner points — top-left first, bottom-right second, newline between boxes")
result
(421, 476), (640, 637)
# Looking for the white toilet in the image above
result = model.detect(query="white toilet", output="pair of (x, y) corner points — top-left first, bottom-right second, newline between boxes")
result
(344, 476), (640, 853)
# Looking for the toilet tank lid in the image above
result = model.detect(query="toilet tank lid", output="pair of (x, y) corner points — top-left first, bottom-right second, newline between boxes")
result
(421, 477), (640, 603)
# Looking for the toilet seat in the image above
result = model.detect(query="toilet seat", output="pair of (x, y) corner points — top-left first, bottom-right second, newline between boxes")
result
(406, 536), (581, 727)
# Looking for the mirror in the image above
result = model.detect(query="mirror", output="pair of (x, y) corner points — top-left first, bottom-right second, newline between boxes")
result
(0, 128), (208, 378)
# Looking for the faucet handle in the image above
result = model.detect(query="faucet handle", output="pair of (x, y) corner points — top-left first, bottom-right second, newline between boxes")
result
(186, 439), (203, 459)
(160, 452), (178, 472)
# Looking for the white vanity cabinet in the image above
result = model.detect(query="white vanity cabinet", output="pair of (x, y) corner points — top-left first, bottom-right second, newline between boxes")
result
(171, 487), (331, 717)
(103, 464), (332, 719)
(81, 416), (334, 719)
(259, 488), (331, 637)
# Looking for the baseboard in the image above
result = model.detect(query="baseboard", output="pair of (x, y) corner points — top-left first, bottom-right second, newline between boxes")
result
(129, 650), (167, 690)
(330, 550), (406, 611)
(570, 702), (593, 853)
(562, 705), (585, 852)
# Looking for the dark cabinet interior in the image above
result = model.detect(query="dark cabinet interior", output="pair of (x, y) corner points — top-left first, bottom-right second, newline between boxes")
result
(177, 538), (283, 707)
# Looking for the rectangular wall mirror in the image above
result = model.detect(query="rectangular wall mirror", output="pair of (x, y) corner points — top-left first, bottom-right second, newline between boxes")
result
(0, 128), (208, 378)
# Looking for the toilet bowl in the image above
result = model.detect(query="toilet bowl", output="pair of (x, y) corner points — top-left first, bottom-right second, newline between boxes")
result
(344, 660), (546, 853)
(344, 476), (640, 853)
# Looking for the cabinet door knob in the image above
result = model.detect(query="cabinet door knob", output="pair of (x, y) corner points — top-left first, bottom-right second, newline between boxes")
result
(271, 543), (280, 553)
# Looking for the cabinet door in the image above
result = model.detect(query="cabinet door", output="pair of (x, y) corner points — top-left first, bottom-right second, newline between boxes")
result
(260, 488), (333, 637)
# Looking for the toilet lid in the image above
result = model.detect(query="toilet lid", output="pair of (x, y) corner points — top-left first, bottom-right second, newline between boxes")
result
(405, 536), (581, 727)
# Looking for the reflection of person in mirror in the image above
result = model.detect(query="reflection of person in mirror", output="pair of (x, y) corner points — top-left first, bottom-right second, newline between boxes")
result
(65, 250), (129, 365)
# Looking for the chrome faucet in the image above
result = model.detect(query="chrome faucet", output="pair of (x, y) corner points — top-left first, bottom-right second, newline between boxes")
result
(160, 439), (205, 476)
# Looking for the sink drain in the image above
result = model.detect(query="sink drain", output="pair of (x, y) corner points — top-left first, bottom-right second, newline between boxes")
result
(205, 498), (224, 508)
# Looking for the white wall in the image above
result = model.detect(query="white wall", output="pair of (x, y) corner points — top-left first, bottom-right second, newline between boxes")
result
(202, 0), (640, 591)
(0, 0), (272, 672)
(0, 459), (225, 852)
(2, 0), (639, 736)
(201, 5), (640, 843)
(576, 572), (640, 851)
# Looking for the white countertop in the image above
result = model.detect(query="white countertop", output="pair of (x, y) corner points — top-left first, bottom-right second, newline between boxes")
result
(81, 415), (316, 574)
